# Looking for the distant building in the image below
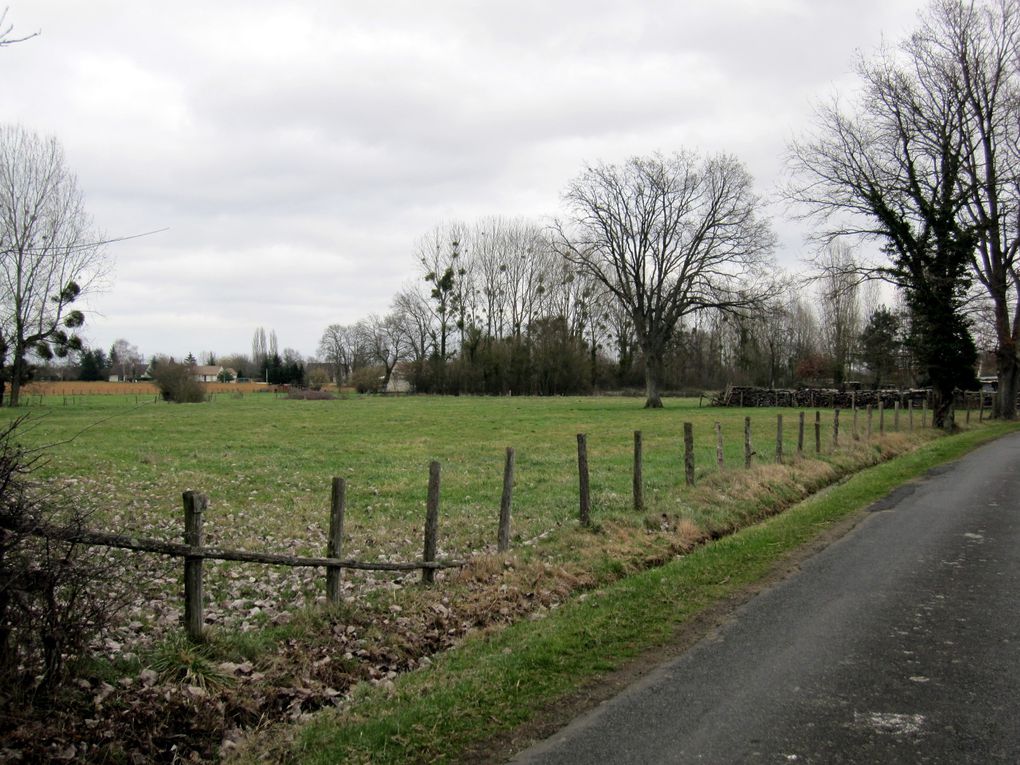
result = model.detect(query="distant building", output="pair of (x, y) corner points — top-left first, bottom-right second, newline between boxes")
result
(192, 365), (236, 383)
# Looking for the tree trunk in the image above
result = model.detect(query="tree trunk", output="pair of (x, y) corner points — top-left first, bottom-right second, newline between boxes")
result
(931, 386), (956, 432)
(995, 345), (1018, 420)
(643, 350), (664, 409)
(8, 354), (24, 407)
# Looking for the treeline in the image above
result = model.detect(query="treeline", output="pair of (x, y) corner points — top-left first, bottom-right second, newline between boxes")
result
(316, 219), (926, 396)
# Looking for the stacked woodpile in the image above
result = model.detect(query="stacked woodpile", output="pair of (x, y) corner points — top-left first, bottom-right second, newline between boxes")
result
(712, 386), (931, 409)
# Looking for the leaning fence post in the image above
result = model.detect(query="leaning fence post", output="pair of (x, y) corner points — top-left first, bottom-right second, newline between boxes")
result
(577, 434), (591, 527)
(498, 447), (515, 552)
(422, 461), (441, 584)
(326, 477), (346, 604)
(744, 416), (753, 469)
(715, 421), (724, 468)
(183, 491), (207, 642)
(633, 431), (644, 511)
(684, 423), (695, 486)
(775, 414), (783, 464)
(814, 411), (821, 454)
(797, 411), (805, 456)
(833, 409), (840, 448)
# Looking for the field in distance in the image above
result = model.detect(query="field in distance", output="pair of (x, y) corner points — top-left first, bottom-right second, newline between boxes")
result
(2, 393), (942, 560)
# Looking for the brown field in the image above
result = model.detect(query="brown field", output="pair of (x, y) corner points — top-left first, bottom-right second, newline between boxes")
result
(22, 380), (270, 396)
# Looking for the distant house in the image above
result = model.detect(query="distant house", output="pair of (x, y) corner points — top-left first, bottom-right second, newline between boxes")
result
(192, 365), (236, 383)
(385, 368), (412, 393)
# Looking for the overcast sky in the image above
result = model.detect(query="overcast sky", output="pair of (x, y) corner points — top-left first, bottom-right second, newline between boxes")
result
(2, 0), (928, 361)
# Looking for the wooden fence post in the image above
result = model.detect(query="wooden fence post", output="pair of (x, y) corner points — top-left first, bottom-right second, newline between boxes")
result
(867, 405), (873, 439)
(879, 401), (885, 435)
(326, 477), (346, 604)
(422, 461), (441, 584)
(979, 391), (985, 422)
(577, 434), (591, 527)
(498, 447), (515, 552)
(684, 423), (695, 486)
(633, 431), (644, 512)
(775, 414), (783, 464)
(923, 398), (928, 427)
(797, 411), (805, 456)
(833, 409), (840, 448)
(715, 422), (724, 468)
(852, 405), (859, 441)
(965, 393), (971, 425)
(814, 411), (821, 454)
(744, 416), (752, 469)
(894, 401), (900, 431)
(183, 491), (207, 642)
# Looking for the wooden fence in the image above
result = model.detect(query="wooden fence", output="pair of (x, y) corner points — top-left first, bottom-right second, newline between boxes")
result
(27, 463), (469, 642)
(576, 402), (937, 528)
(25, 400), (949, 642)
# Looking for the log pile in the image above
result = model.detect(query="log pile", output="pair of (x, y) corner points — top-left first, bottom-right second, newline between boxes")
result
(712, 385), (931, 409)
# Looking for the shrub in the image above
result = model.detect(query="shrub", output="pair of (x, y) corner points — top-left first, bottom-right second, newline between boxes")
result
(152, 362), (207, 403)
(306, 367), (330, 391)
(0, 417), (122, 700)
(349, 365), (386, 394)
(286, 388), (334, 401)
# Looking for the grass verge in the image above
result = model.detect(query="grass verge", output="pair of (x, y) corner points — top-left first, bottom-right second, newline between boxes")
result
(278, 421), (1020, 765)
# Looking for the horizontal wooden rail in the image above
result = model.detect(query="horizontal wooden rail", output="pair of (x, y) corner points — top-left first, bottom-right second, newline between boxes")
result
(22, 522), (464, 572)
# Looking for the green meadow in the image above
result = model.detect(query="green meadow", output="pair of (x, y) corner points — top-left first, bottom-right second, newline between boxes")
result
(4, 393), (884, 559)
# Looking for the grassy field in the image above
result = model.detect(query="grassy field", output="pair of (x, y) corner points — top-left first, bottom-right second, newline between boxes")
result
(4, 391), (1001, 761)
(1, 393), (935, 559)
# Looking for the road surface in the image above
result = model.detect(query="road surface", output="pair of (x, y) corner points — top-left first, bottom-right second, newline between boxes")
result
(510, 431), (1020, 764)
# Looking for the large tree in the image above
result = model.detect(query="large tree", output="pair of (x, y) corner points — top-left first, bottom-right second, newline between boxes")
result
(0, 125), (104, 406)
(787, 14), (982, 428)
(816, 242), (864, 385)
(929, 0), (1020, 418)
(317, 323), (366, 386)
(554, 151), (775, 408)
(357, 312), (409, 388)
(859, 305), (904, 388)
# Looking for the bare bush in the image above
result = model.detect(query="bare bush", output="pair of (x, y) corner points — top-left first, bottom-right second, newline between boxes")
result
(0, 417), (122, 701)
(151, 362), (207, 403)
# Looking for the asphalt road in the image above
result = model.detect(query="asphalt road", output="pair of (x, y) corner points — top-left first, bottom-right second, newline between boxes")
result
(510, 431), (1020, 764)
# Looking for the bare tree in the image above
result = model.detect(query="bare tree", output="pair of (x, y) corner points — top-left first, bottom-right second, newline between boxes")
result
(931, 0), (1020, 418)
(816, 242), (863, 385)
(417, 222), (475, 360)
(109, 338), (143, 381)
(251, 327), (268, 370)
(317, 323), (366, 386)
(787, 21), (981, 428)
(391, 284), (435, 363)
(0, 125), (106, 406)
(358, 312), (409, 387)
(0, 7), (38, 48)
(555, 151), (775, 407)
